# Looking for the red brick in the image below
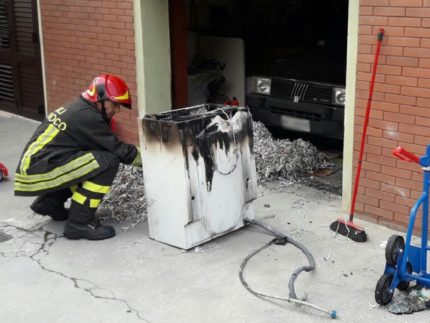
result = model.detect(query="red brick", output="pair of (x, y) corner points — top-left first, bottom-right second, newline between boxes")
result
(368, 170), (396, 185)
(382, 165), (412, 179)
(406, 8), (430, 17)
(405, 27), (430, 38)
(368, 119), (399, 131)
(401, 86), (430, 99)
(393, 213), (410, 226)
(396, 177), (423, 191)
(361, 16), (389, 26)
(387, 36), (420, 47)
(365, 144), (382, 155)
(416, 116), (430, 127)
(395, 195), (418, 209)
(386, 75), (418, 87)
(357, 193), (379, 207)
(381, 200), (410, 215)
(360, 7), (374, 16)
(384, 112), (415, 124)
(383, 130), (414, 143)
(365, 204), (393, 220)
(377, 65), (402, 75)
(381, 182), (410, 197)
(411, 190), (423, 199)
(366, 152), (397, 166)
(389, 17), (421, 27)
(381, 26), (405, 36)
(361, 178), (381, 190)
(415, 135), (430, 145)
(402, 103), (430, 117)
(361, 0), (389, 5)
(362, 161), (382, 172)
(422, 18), (430, 28)
(405, 47), (430, 58)
(399, 124), (430, 137)
(375, 6), (405, 16)
(391, 0), (422, 6)
(386, 56), (419, 67)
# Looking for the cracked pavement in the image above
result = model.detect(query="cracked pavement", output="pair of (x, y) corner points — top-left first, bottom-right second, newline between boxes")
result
(1, 112), (429, 323)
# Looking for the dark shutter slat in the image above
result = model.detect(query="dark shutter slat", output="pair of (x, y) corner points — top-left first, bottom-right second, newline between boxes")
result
(0, 64), (15, 101)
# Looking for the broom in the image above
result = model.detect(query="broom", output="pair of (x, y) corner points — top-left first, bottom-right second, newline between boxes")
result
(330, 28), (384, 242)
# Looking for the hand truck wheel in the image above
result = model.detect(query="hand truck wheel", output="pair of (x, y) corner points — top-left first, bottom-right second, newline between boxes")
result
(375, 274), (394, 305)
(385, 235), (404, 266)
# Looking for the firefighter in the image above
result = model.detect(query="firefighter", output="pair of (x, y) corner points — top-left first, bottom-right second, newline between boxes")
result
(14, 74), (142, 240)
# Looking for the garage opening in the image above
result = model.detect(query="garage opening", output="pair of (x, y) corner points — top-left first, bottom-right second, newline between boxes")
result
(169, 0), (349, 193)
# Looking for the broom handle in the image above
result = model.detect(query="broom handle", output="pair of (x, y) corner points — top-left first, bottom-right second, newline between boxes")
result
(349, 28), (384, 221)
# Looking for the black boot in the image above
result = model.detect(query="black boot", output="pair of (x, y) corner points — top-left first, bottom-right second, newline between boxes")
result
(30, 189), (71, 221)
(63, 201), (115, 240)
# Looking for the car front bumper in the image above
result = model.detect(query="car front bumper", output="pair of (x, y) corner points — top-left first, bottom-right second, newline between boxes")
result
(247, 94), (344, 139)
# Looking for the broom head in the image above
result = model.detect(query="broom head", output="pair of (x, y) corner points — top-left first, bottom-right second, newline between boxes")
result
(330, 219), (367, 242)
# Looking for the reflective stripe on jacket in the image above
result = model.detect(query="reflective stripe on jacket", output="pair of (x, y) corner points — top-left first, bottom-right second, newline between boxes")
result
(14, 98), (138, 196)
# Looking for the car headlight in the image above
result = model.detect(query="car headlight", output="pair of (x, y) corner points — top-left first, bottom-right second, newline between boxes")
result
(256, 78), (271, 95)
(247, 77), (271, 95)
(333, 87), (345, 106)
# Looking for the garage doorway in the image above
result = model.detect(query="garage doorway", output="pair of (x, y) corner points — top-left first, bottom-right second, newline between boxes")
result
(0, 0), (45, 121)
(169, 0), (350, 194)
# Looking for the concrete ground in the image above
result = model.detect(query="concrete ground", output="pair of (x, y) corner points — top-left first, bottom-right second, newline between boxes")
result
(0, 111), (427, 323)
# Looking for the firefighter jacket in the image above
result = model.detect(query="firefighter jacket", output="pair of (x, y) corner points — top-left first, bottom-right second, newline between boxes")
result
(14, 98), (139, 196)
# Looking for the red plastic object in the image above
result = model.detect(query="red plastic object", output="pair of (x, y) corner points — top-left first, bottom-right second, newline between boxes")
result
(393, 147), (419, 163)
(0, 162), (9, 181)
(224, 97), (239, 106)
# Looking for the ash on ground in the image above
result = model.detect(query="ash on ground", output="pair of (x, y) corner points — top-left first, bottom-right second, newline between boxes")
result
(98, 121), (332, 227)
(388, 286), (430, 314)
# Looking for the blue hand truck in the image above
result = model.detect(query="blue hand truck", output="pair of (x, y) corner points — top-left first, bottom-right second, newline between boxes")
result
(375, 145), (430, 305)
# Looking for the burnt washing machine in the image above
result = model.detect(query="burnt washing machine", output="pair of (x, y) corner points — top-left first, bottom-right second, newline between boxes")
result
(140, 104), (257, 249)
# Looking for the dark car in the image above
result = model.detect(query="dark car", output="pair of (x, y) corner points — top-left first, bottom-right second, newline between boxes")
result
(246, 74), (345, 139)
(243, 0), (348, 139)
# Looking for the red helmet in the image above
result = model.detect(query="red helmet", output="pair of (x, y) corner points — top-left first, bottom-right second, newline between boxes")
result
(82, 74), (132, 109)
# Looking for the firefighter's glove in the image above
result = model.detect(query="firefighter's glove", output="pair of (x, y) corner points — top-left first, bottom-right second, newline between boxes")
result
(132, 146), (142, 167)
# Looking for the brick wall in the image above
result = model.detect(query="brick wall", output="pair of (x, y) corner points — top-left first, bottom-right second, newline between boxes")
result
(357, 0), (430, 230)
(40, 0), (138, 144)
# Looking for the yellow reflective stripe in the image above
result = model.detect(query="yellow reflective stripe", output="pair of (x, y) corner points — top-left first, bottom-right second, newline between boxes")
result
(16, 153), (95, 183)
(14, 160), (100, 192)
(114, 90), (129, 100)
(83, 181), (110, 194)
(72, 191), (87, 205)
(89, 199), (101, 208)
(20, 124), (59, 175)
(70, 185), (78, 193)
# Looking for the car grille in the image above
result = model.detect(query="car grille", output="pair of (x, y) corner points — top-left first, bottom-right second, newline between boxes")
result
(271, 78), (333, 105)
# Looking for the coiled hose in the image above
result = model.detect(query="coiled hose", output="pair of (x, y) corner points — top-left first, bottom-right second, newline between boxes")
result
(240, 218), (337, 319)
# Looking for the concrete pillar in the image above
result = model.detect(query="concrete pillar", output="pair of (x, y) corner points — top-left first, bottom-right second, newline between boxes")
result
(134, 0), (172, 118)
(342, 0), (359, 212)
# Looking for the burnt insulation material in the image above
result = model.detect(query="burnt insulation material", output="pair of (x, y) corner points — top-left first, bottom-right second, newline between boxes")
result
(96, 164), (147, 230)
(97, 121), (329, 227)
(253, 121), (329, 183)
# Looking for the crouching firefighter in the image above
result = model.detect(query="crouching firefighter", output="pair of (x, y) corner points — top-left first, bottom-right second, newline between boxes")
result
(14, 74), (142, 240)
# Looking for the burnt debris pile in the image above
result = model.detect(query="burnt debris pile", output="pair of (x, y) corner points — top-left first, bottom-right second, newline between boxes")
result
(96, 163), (147, 228)
(98, 121), (329, 226)
(253, 121), (328, 182)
